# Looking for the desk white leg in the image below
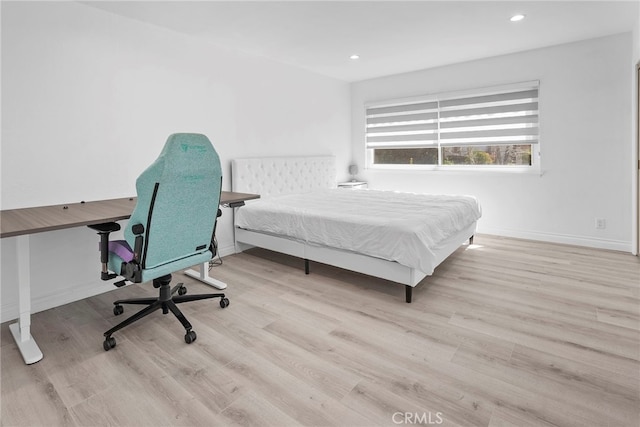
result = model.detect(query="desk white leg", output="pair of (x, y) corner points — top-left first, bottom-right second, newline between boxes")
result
(9, 235), (43, 365)
(184, 263), (227, 290)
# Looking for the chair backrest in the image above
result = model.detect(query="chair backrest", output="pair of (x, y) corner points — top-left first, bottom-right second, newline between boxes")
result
(125, 133), (222, 270)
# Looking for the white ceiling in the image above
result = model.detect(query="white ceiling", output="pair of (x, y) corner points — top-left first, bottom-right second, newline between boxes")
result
(83, 1), (640, 82)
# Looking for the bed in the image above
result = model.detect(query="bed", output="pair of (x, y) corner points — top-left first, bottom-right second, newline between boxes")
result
(231, 156), (481, 302)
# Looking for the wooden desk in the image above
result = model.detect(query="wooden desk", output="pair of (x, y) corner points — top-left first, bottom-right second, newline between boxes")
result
(0, 192), (259, 238)
(0, 191), (259, 364)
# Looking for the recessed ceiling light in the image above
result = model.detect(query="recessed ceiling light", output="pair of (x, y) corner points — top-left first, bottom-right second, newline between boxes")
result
(350, 54), (360, 60)
(510, 14), (525, 22)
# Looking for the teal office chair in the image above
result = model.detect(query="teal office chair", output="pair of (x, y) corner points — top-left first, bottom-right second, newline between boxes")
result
(89, 133), (229, 351)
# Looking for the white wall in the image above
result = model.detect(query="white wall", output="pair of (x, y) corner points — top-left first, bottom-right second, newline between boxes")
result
(0, 1), (350, 322)
(351, 33), (633, 252)
(633, 16), (640, 255)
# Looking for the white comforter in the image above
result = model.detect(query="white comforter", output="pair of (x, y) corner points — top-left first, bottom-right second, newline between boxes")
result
(235, 189), (481, 273)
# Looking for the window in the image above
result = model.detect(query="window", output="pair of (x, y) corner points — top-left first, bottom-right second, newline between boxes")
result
(365, 82), (539, 171)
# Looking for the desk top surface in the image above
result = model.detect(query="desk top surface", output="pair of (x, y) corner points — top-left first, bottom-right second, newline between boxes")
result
(0, 191), (259, 238)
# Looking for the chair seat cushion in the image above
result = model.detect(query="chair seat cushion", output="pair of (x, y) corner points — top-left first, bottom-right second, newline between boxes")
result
(109, 240), (134, 262)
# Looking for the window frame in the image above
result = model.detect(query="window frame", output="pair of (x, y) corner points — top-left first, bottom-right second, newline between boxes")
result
(364, 81), (541, 174)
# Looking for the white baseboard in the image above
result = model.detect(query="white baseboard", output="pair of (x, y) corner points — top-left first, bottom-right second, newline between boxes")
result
(1, 244), (240, 324)
(478, 226), (632, 253)
(1, 280), (109, 324)
(217, 244), (237, 258)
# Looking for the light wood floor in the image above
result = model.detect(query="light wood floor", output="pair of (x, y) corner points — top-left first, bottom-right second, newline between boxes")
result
(1, 235), (639, 426)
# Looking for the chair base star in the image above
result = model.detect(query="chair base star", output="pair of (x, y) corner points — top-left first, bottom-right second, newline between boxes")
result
(103, 273), (229, 351)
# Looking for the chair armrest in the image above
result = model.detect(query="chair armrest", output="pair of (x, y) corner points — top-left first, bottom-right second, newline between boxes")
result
(88, 222), (121, 233)
(88, 222), (122, 280)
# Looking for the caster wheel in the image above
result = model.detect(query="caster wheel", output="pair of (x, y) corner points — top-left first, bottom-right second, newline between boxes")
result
(178, 286), (187, 296)
(103, 336), (116, 351)
(113, 305), (124, 316)
(185, 330), (197, 344)
(220, 297), (230, 308)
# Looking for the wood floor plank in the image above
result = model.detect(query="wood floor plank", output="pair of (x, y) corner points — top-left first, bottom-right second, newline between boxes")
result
(220, 352), (338, 426)
(452, 342), (639, 426)
(449, 308), (640, 376)
(218, 390), (302, 426)
(341, 379), (465, 427)
(0, 337), (76, 426)
(596, 306), (640, 331)
(437, 277), (640, 349)
(264, 314), (496, 426)
(488, 405), (558, 427)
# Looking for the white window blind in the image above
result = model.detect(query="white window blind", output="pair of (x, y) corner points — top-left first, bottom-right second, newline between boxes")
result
(366, 84), (539, 150)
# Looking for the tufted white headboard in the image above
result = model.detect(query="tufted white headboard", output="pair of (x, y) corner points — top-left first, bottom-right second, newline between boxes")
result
(231, 156), (336, 198)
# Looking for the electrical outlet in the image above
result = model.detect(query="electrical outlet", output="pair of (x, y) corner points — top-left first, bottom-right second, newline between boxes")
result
(595, 218), (606, 229)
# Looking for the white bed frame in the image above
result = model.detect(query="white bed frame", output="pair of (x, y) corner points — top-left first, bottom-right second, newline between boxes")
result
(231, 156), (475, 302)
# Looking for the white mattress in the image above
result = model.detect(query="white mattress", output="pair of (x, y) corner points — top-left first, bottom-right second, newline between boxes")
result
(235, 189), (482, 274)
